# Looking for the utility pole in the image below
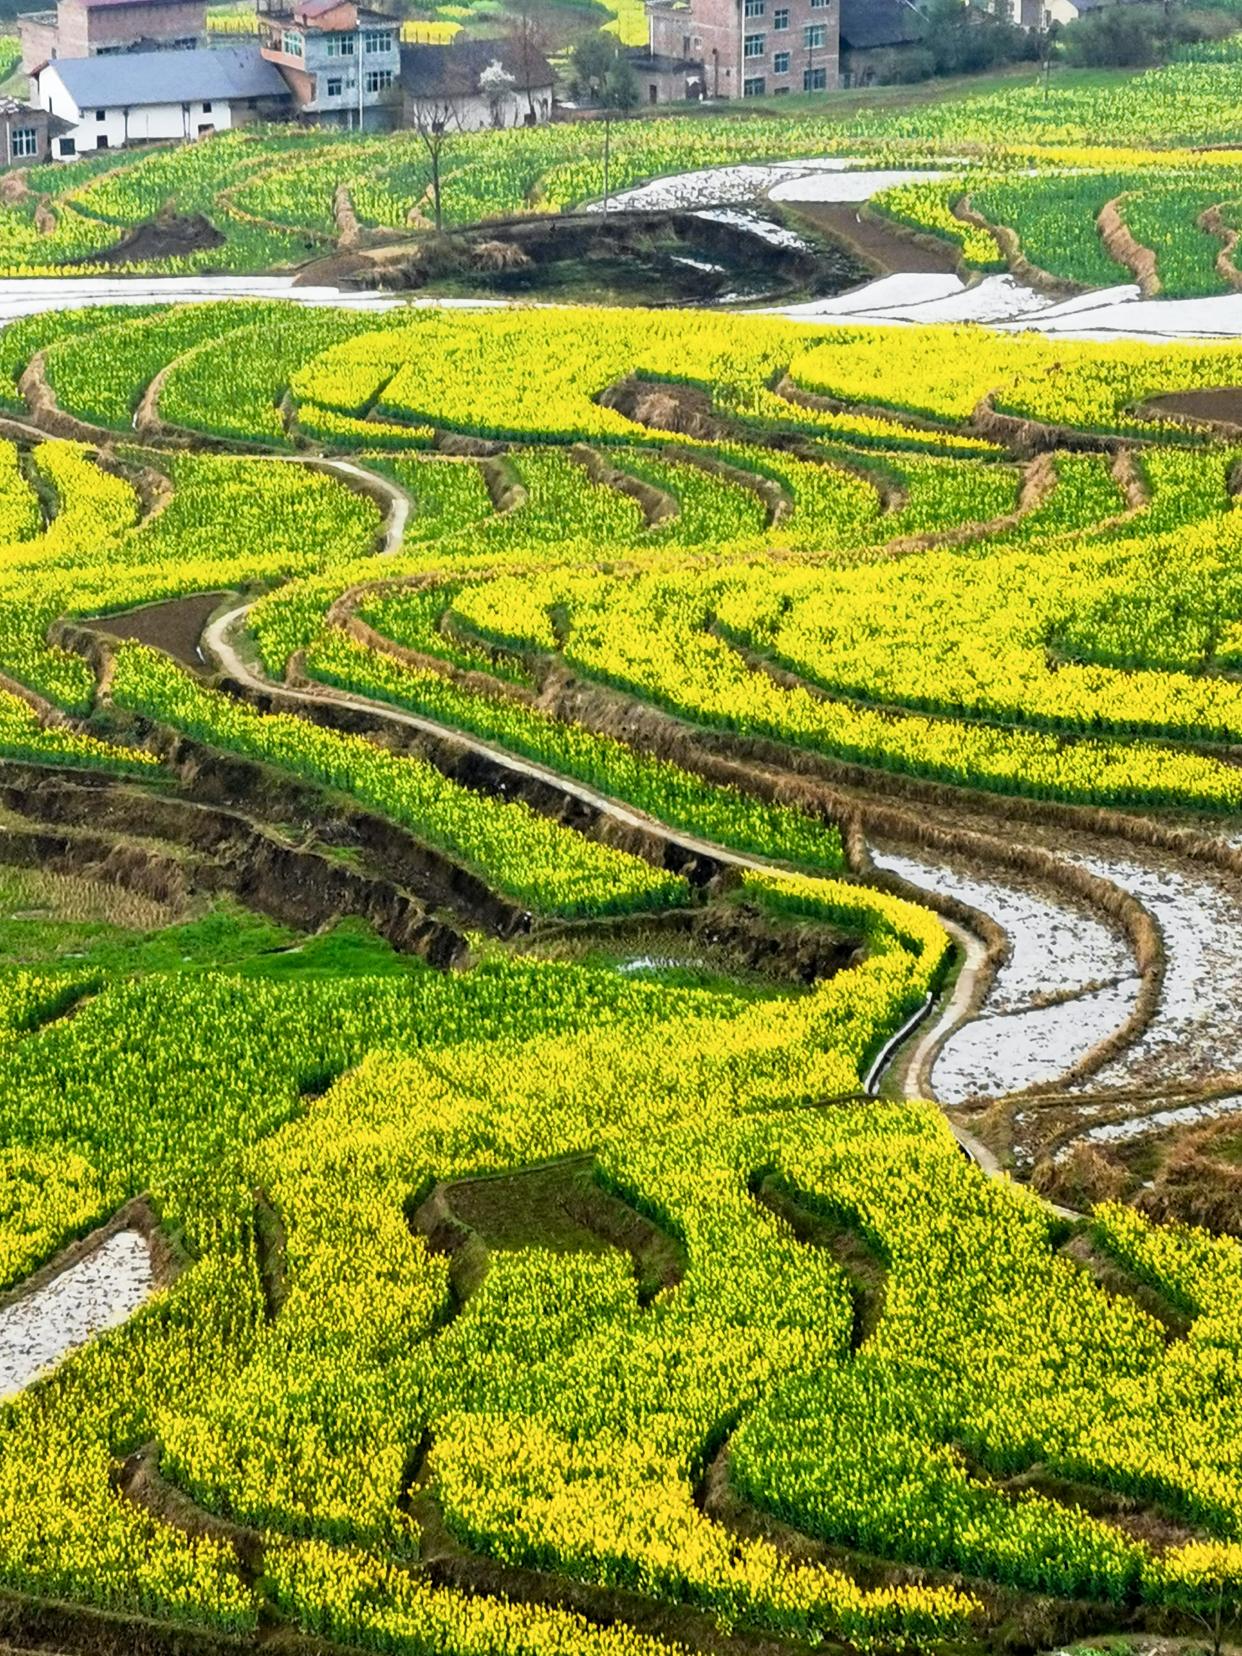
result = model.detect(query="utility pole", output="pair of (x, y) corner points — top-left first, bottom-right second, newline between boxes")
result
(602, 107), (611, 214)
(356, 17), (364, 132)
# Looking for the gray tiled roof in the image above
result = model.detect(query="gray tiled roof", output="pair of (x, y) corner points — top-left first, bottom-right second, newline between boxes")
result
(44, 45), (290, 108)
(839, 0), (925, 50)
(401, 37), (554, 97)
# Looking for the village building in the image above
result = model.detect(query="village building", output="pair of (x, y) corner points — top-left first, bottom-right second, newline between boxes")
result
(641, 0), (840, 102)
(257, 0), (402, 131)
(32, 42), (291, 152)
(18, 0), (208, 77)
(838, 0), (923, 84)
(0, 97), (72, 163)
(401, 36), (555, 132)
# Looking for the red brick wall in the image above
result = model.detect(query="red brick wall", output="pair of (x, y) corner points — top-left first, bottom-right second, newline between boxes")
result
(651, 0), (740, 91)
(650, 0), (838, 96)
(0, 108), (51, 162)
(57, 0), (207, 57)
(18, 15), (59, 74)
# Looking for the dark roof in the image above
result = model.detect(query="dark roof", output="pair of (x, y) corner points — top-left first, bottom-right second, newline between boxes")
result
(839, 0), (925, 50)
(401, 36), (554, 98)
(41, 44), (291, 106)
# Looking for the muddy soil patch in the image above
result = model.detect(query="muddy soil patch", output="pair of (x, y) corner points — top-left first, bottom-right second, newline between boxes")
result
(529, 903), (856, 988)
(1143, 386), (1242, 432)
(783, 200), (959, 276)
(0, 764), (472, 967)
(81, 213), (224, 268)
(342, 209), (867, 306)
(87, 594), (226, 672)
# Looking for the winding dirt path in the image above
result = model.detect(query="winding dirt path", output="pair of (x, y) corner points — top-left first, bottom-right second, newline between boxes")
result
(195, 450), (1154, 1125)
(203, 599), (811, 886)
(203, 597), (1052, 1174)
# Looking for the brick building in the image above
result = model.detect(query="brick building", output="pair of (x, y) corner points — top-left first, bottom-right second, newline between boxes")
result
(642, 0), (839, 101)
(19, 0), (207, 77)
(258, 0), (401, 131)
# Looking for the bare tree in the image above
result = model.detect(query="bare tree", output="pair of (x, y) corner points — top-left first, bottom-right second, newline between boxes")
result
(507, 0), (553, 124)
(410, 96), (464, 234)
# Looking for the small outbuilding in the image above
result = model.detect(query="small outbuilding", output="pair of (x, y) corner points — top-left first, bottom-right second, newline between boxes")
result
(0, 97), (73, 164)
(33, 43), (292, 153)
(401, 37), (554, 133)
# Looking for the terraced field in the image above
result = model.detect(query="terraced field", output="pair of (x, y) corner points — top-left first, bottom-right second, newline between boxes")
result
(17, 39), (1242, 302)
(0, 291), (1241, 1656)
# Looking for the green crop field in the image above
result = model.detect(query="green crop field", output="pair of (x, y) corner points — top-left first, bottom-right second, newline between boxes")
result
(0, 287), (1237, 1656)
(6, 31), (1242, 1656)
(9, 37), (1242, 287)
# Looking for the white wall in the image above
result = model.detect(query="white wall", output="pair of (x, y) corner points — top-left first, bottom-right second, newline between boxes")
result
(37, 68), (238, 153)
(406, 86), (553, 134)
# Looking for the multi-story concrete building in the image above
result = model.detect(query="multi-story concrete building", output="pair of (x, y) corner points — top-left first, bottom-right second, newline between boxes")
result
(641, 0), (839, 101)
(258, 0), (401, 130)
(19, 0), (207, 77)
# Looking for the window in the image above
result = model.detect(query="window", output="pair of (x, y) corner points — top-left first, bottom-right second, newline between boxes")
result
(325, 74), (343, 95)
(772, 49), (789, 71)
(742, 31), (765, 56)
(363, 66), (393, 92)
(802, 63), (827, 88)
(200, 100), (212, 112)
(58, 136), (75, 155)
(96, 108), (106, 120)
(802, 23), (827, 47)
(281, 28), (303, 54)
(325, 31), (354, 55)
(743, 0), (764, 14)
(773, 84), (790, 93)
(362, 28), (392, 51)
(11, 126), (37, 158)
(772, 7), (788, 26)
(742, 74), (765, 95)
(810, 0), (831, 9)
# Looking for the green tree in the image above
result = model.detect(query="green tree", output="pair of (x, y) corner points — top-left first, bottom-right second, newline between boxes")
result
(571, 29), (621, 100)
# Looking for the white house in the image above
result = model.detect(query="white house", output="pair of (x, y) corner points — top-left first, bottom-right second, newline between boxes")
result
(33, 44), (292, 154)
(401, 38), (554, 134)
